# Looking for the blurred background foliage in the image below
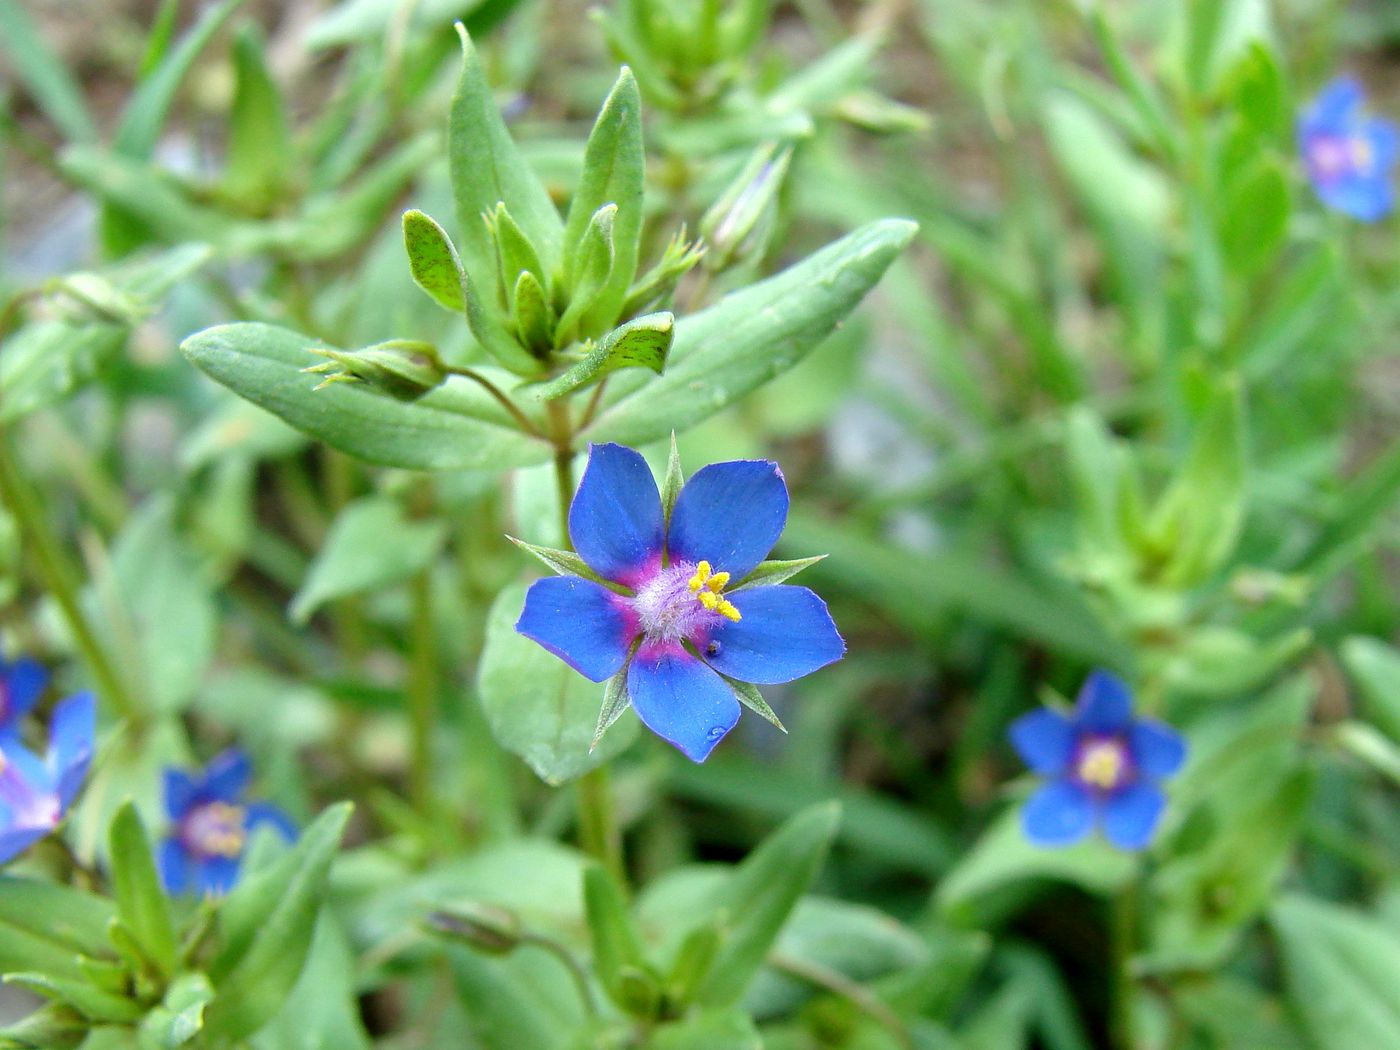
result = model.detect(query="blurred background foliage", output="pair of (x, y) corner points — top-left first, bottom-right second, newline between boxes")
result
(3, 0), (1400, 1047)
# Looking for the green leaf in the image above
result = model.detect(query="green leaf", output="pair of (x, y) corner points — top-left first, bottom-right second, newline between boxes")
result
(108, 803), (178, 980)
(180, 323), (551, 471)
(289, 496), (448, 624)
(532, 312), (673, 400)
(1271, 895), (1400, 1049)
(402, 209), (467, 314)
(477, 584), (638, 784)
(0, 320), (125, 424)
(583, 863), (653, 1011)
(0, 878), (114, 958)
(585, 219), (916, 445)
(447, 947), (579, 1050)
(564, 67), (645, 331)
(3, 974), (143, 1024)
(449, 25), (562, 296)
(0, 0), (97, 142)
(224, 26), (291, 206)
(692, 802), (841, 1007)
(490, 203), (548, 299)
(555, 203), (617, 343)
(0, 1002), (90, 1049)
(1220, 159), (1289, 276)
(203, 803), (353, 1042)
(1339, 636), (1400, 745)
(249, 916), (371, 1050)
(649, 1010), (763, 1050)
(732, 555), (825, 591)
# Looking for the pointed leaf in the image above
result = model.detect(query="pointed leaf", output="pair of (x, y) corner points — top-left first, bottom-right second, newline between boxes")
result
(532, 312), (672, 401)
(109, 803), (178, 979)
(403, 210), (467, 314)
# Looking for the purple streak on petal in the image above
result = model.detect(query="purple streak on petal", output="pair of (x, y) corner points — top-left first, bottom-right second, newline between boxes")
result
(1128, 719), (1187, 779)
(1008, 708), (1076, 776)
(1101, 782), (1167, 851)
(627, 642), (740, 763)
(700, 585), (844, 684)
(569, 444), (665, 587)
(202, 749), (251, 803)
(245, 801), (298, 844)
(1074, 670), (1133, 732)
(0, 658), (48, 726)
(49, 692), (95, 809)
(158, 838), (192, 894)
(1021, 780), (1095, 847)
(516, 576), (639, 682)
(667, 460), (789, 582)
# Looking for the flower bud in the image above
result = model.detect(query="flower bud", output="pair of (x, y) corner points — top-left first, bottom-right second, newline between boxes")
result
(303, 340), (446, 401)
(427, 904), (523, 956)
(700, 144), (792, 272)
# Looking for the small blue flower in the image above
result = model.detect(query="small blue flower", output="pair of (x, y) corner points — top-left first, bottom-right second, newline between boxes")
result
(1299, 76), (1399, 221)
(516, 443), (845, 762)
(1007, 671), (1186, 851)
(0, 655), (49, 734)
(158, 749), (296, 897)
(0, 691), (96, 865)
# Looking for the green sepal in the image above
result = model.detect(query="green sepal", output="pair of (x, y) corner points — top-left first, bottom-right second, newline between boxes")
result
(721, 676), (786, 733)
(661, 433), (684, 527)
(731, 555), (825, 591)
(402, 209), (467, 315)
(507, 536), (613, 587)
(531, 312), (673, 401)
(75, 957), (128, 996)
(592, 667), (634, 753)
(3, 973), (144, 1024)
(621, 227), (705, 317)
(108, 803), (178, 981)
(512, 271), (555, 356)
(556, 203), (617, 344)
(303, 340), (447, 401)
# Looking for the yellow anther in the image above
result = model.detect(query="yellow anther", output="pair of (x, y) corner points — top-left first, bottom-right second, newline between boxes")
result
(707, 571), (730, 592)
(1353, 135), (1376, 173)
(699, 590), (719, 610)
(717, 600), (741, 621)
(1077, 742), (1124, 790)
(197, 803), (248, 858)
(688, 561), (712, 592)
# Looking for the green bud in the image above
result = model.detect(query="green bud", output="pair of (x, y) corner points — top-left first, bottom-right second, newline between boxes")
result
(46, 272), (148, 324)
(427, 904), (523, 956)
(303, 340), (447, 401)
(699, 144), (792, 272)
(832, 90), (931, 134)
(488, 202), (548, 308)
(513, 271), (555, 355)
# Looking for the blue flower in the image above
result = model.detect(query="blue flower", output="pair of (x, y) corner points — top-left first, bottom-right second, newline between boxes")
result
(1007, 671), (1186, 851)
(1299, 76), (1399, 221)
(516, 443), (845, 762)
(0, 691), (96, 865)
(0, 655), (49, 735)
(158, 749), (296, 897)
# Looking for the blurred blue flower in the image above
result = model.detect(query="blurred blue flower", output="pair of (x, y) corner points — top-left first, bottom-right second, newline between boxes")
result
(0, 655), (49, 735)
(0, 691), (96, 865)
(516, 443), (845, 762)
(1299, 76), (1399, 221)
(159, 749), (296, 897)
(1008, 671), (1186, 851)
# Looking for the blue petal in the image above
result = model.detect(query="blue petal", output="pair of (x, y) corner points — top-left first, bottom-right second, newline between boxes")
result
(1101, 782), (1167, 851)
(1129, 719), (1187, 779)
(1008, 708), (1076, 776)
(516, 576), (639, 682)
(701, 585), (844, 684)
(48, 692), (95, 810)
(1021, 780), (1095, 848)
(627, 643), (740, 763)
(0, 740), (54, 800)
(194, 856), (242, 897)
(0, 658), (48, 726)
(1365, 118), (1400, 168)
(158, 838), (192, 895)
(0, 824), (50, 866)
(1321, 176), (1394, 222)
(245, 802), (298, 844)
(667, 460), (789, 582)
(569, 444), (665, 587)
(164, 769), (198, 821)
(1308, 76), (1364, 129)
(1074, 670), (1133, 732)
(203, 749), (251, 803)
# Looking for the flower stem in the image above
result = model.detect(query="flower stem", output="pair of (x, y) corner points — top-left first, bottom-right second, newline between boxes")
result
(0, 436), (142, 725)
(1109, 883), (1138, 1050)
(408, 569), (437, 817)
(446, 366), (545, 439)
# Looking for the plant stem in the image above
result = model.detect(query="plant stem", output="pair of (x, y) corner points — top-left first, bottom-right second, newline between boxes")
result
(1109, 883), (1138, 1050)
(408, 569), (437, 817)
(520, 932), (598, 1016)
(446, 366), (546, 439)
(0, 437), (141, 724)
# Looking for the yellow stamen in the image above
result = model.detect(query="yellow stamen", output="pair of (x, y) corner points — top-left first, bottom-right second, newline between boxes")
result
(688, 561), (712, 592)
(1353, 135), (1376, 173)
(699, 590), (719, 610)
(707, 571), (730, 591)
(717, 599), (741, 621)
(198, 802), (248, 858)
(1077, 742), (1124, 790)
(687, 561), (742, 621)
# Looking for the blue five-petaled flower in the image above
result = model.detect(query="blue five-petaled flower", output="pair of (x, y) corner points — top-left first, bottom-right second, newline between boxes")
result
(159, 749), (296, 897)
(516, 443), (845, 762)
(0, 655), (49, 734)
(1299, 76), (1399, 222)
(1008, 670), (1186, 851)
(0, 687), (96, 866)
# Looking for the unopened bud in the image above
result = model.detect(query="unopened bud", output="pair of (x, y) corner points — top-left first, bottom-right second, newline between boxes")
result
(700, 144), (792, 272)
(303, 340), (446, 401)
(426, 904), (523, 955)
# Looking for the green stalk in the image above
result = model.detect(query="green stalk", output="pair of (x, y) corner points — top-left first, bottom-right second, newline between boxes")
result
(0, 436), (141, 724)
(408, 569), (437, 817)
(1109, 883), (1138, 1050)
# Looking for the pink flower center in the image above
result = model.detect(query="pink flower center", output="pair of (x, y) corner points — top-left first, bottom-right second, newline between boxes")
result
(631, 561), (730, 644)
(182, 802), (248, 859)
